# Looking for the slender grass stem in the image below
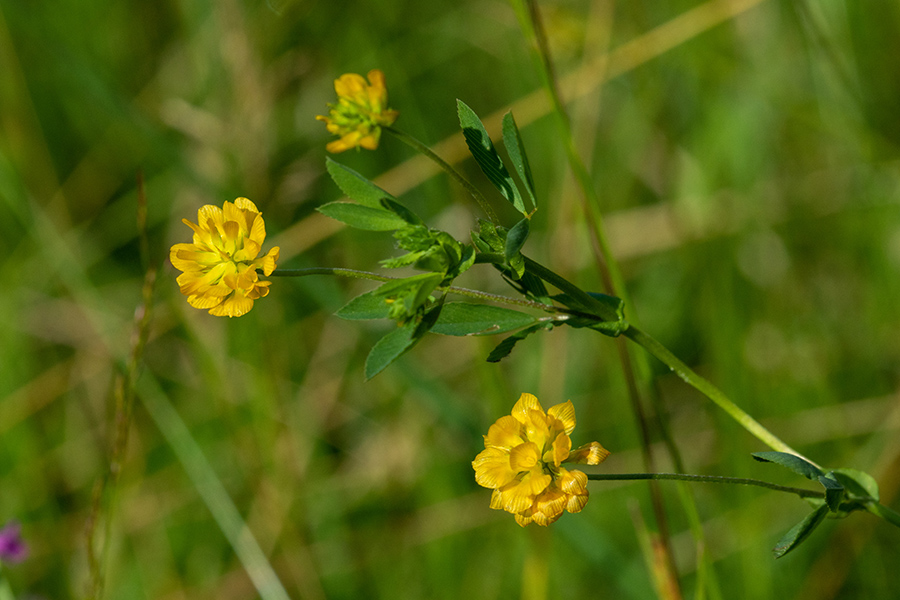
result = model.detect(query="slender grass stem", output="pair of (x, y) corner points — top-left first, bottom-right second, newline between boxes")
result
(385, 126), (499, 224)
(85, 175), (156, 600)
(509, 2), (686, 587)
(137, 374), (291, 600)
(588, 472), (823, 499)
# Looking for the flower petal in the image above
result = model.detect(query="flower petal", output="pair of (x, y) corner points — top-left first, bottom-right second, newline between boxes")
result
(548, 400), (576, 435)
(473, 447), (518, 489)
(531, 487), (568, 526)
(210, 293), (254, 317)
(546, 430), (571, 467)
(566, 491), (589, 514)
(557, 468), (588, 495)
(485, 415), (524, 450)
(509, 442), (541, 471)
(170, 198), (276, 317)
(498, 471), (551, 514)
(512, 393), (543, 423)
(567, 441), (611, 465)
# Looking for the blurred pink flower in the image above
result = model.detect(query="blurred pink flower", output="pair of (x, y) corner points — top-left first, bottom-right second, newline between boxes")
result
(0, 521), (28, 564)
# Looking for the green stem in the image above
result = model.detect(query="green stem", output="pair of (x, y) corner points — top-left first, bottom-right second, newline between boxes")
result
(507, 0), (624, 299)
(520, 256), (620, 321)
(385, 126), (499, 224)
(274, 266), (813, 468)
(272, 267), (394, 282)
(623, 325), (818, 466)
(271, 267), (564, 314)
(867, 502), (900, 529)
(501, 3), (688, 563)
(0, 574), (14, 600)
(588, 472), (823, 500)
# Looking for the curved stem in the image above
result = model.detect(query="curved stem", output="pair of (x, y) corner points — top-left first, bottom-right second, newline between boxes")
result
(385, 126), (499, 224)
(623, 325), (819, 467)
(283, 266), (813, 466)
(588, 472), (823, 500)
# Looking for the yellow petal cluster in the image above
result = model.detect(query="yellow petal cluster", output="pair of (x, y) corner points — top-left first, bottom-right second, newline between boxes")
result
(472, 393), (610, 527)
(316, 69), (399, 153)
(170, 198), (280, 317)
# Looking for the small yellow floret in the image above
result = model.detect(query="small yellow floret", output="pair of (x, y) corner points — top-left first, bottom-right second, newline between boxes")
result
(170, 198), (280, 317)
(472, 393), (610, 526)
(316, 69), (399, 153)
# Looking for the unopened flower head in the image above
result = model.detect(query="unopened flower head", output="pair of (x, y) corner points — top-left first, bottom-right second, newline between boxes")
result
(317, 69), (399, 153)
(170, 198), (280, 318)
(0, 521), (28, 564)
(472, 393), (610, 527)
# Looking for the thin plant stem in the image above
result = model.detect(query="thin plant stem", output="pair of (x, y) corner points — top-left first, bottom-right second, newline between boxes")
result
(271, 268), (900, 532)
(508, 0), (624, 298)
(623, 325), (818, 466)
(84, 175), (156, 600)
(588, 472), (824, 499)
(509, 2), (685, 588)
(271, 267), (565, 314)
(385, 126), (499, 224)
(867, 502), (900, 529)
(274, 264), (810, 463)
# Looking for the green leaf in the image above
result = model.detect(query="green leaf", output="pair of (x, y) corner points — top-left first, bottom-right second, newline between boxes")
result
(326, 158), (395, 208)
(752, 452), (824, 481)
(448, 245), (476, 279)
(364, 302), (445, 379)
(372, 272), (443, 300)
(502, 111), (537, 209)
(457, 100), (526, 214)
(772, 504), (829, 559)
(472, 219), (505, 254)
(365, 322), (417, 379)
(518, 271), (550, 300)
(589, 319), (629, 337)
(380, 197), (424, 226)
(317, 202), (409, 231)
(505, 217), (530, 261)
(486, 322), (552, 362)
(818, 473), (845, 512)
(336, 289), (391, 320)
(831, 468), (880, 502)
(430, 303), (538, 336)
(587, 292), (626, 319)
(548, 291), (625, 324)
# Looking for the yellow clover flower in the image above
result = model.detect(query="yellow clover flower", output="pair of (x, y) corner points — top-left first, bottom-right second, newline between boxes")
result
(316, 69), (399, 153)
(170, 197), (280, 318)
(473, 393), (610, 527)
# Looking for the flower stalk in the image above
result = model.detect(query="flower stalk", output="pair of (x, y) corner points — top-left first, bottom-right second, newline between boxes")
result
(587, 472), (824, 500)
(385, 126), (499, 224)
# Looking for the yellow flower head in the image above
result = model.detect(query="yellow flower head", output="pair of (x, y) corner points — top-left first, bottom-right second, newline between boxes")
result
(170, 198), (280, 318)
(472, 393), (610, 527)
(316, 69), (399, 153)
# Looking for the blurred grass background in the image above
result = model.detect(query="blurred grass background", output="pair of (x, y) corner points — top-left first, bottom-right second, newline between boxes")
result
(2, 0), (900, 598)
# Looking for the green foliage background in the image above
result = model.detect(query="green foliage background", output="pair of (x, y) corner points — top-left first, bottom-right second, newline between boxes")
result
(2, 0), (900, 598)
